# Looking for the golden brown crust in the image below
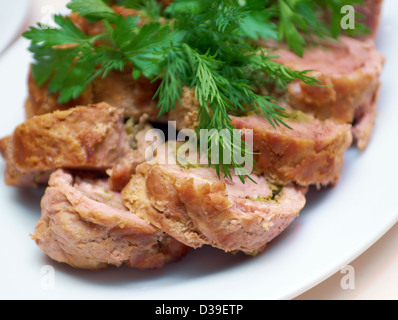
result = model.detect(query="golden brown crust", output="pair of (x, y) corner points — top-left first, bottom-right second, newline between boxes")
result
(92, 69), (161, 122)
(26, 68), (161, 122)
(1, 103), (130, 187)
(15, 103), (129, 172)
(0, 135), (51, 187)
(231, 115), (353, 187)
(25, 69), (94, 119)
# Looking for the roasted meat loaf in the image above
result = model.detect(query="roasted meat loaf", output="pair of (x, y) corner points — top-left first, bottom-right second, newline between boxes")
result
(169, 92), (353, 187)
(0, 103), (130, 187)
(121, 149), (307, 255)
(32, 169), (189, 270)
(270, 36), (385, 150)
(25, 68), (161, 122)
(24, 69), (94, 119)
(231, 112), (353, 187)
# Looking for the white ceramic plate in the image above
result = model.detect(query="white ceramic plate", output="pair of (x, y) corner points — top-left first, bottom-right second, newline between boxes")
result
(0, 1), (397, 300)
(0, 0), (30, 55)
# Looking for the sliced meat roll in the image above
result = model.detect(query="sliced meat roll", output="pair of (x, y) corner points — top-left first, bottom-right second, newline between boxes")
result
(0, 103), (130, 187)
(25, 69), (94, 119)
(32, 169), (189, 270)
(92, 69), (161, 122)
(25, 68), (161, 122)
(0, 135), (51, 187)
(231, 110), (353, 187)
(169, 93), (353, 187)
(122, 156), (307, 255)
(271, 36), (385, 150)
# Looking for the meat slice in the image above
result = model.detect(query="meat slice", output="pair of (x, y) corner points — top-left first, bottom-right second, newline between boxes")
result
(25, 68), (160, 122)
(121, 151), (307, 255)
(0, 103), (130, 187)
(168, 92), (353, 187)
(91, 69), (161, 122)
(25, 69), (94, 119)
(32, 169), (189, 270)
(0, 136), (51, 187)
(355, 0), (383, 40)
(168, 86), (199, 130)
(107, 121), (154, 192)
(270, 36), (385, 150)
(231, 111), (353, 187)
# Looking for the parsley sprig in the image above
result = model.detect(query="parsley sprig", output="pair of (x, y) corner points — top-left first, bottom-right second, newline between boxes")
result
(23, 0), (367, 182)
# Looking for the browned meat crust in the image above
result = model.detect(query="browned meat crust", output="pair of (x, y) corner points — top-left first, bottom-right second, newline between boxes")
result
(25, 69), (94, 119)
(169, 92), (353, 187)
(231, 112), (353, 187)
(122, 157), (307, 255)
(0, 135), (51, 187)
(26, 68), (161, 122)
(32, 169), (189, 270)
(271, 36), (385, 150)
(92, 69), (161, 121)
(1, 103), (130, 187)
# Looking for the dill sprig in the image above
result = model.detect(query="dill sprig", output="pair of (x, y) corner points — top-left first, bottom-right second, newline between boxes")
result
(23, 0), (367, 182)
